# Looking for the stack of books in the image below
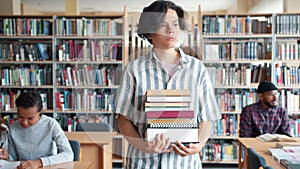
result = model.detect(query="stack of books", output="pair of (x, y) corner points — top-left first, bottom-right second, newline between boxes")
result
(280, 159), (300, 169)
(268, 145), (300, 163)
(144, 89), (199, 144)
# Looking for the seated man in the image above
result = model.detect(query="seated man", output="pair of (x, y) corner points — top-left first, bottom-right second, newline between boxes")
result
(0, 92), (73, 169)
(239, 80), (291, 137)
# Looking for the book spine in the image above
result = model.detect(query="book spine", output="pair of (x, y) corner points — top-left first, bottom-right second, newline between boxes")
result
(146, 89), (191, 96)
(148, 123), (198, 128)
(146, 110), (194, 118)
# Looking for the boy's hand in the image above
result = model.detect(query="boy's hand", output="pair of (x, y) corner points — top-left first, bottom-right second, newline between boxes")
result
(142, 133), (173, 153)
(171, 141), (202, 157)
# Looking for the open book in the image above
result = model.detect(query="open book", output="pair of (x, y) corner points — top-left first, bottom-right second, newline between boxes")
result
(256, 133), (297, 142)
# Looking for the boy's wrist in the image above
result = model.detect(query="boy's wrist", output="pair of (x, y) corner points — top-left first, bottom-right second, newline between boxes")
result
(38, 159), (43, 167)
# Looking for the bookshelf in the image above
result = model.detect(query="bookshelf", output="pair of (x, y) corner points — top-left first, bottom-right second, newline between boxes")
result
(198, 12), (274, 164)
(0, 15), (54, 119)
(198, 10), (300, 165)
(273, 13), (300, 139)
(0, 7), (128, 168)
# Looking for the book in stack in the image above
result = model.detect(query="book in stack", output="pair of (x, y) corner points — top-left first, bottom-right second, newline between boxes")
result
(145, 89), (199, 144)
(268, 146), (300, 163)
(280, 159), (300, 169)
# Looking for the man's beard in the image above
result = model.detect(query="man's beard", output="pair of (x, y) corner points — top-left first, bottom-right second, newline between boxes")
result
(264, 101), (277, 108)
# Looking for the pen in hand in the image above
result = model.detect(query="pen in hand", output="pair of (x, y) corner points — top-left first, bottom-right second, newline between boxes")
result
(0, 142), (3, 148)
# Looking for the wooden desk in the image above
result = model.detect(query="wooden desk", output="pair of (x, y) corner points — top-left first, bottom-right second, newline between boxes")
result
(237, 138), (298, 169)
(65, 132), (116, 169)
(41, 161), (93, 169)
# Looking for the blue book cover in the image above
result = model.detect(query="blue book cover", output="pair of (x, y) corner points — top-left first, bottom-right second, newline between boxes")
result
(37, 43), (49, 60)
(43, 20), (50, 35)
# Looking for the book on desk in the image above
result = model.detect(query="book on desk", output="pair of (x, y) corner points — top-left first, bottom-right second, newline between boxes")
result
(280, 159), (300, 169)
(275, 142), (300, 149)
(268, 147), (300, 164)
(256, 133), (297, 142)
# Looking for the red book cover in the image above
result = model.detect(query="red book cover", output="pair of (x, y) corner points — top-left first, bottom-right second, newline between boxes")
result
(69, 40), (73, 61)
(9, 91), (15, 110)
(146, 110), (194, 119)
(55, 92), (62, 109)
(63, 69), (67, 85)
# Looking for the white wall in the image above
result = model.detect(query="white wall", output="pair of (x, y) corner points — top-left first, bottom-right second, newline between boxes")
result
(248, 0), (283, 13)
(284, 0), (300, 12)
(0, 0), (21, 15)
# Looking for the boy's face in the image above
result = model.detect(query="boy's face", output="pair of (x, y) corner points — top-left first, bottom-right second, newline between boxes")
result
(150, 9), (180, 49)
(17, 106), (41, 128)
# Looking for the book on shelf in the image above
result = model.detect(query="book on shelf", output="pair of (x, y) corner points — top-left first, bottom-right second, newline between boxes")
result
(204, 44), (219, 60)
(256, 133), (297, 142)
(145, 123), (199, 143)
(201, 140), (238, 161)
(36, 43), (49, 60)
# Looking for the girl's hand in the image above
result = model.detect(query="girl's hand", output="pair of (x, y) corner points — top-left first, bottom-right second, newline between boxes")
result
(171, 141), (202, 157)
(17, 159), (42, 169)
(0, 148), (9, 160)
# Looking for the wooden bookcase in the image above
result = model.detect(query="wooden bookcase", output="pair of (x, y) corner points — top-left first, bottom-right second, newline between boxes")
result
(0, 6), (128, 168)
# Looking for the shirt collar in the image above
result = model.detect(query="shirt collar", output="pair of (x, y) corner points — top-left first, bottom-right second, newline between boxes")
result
(146, 48), (190, 64)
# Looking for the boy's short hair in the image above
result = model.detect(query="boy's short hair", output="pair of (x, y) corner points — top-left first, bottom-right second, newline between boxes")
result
(137, 0), (187, 44)
(15, 92), (43, 112)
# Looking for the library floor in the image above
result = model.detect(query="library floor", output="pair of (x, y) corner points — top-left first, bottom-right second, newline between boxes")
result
(203, 164), (238, 169)
(113, 164), (238, 169)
